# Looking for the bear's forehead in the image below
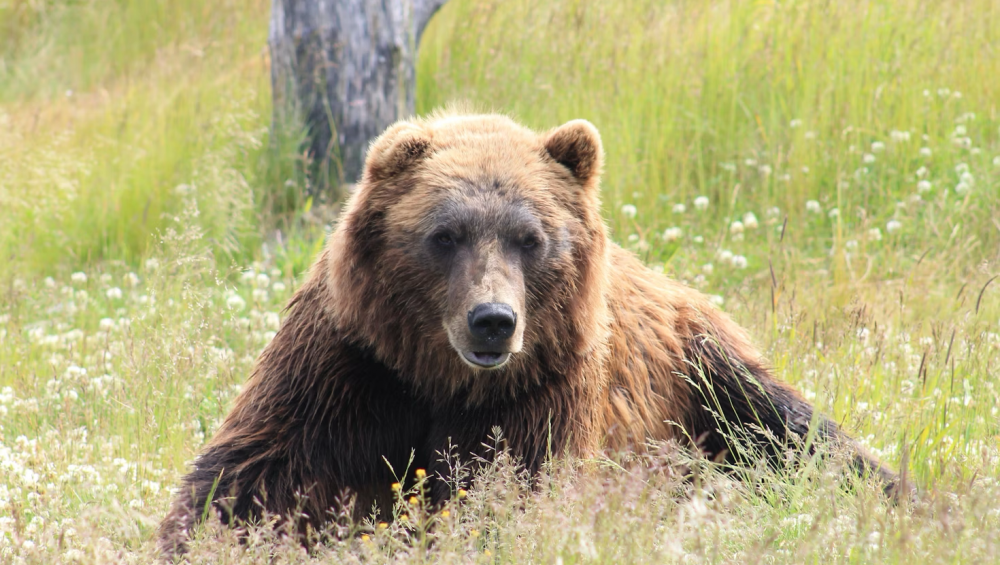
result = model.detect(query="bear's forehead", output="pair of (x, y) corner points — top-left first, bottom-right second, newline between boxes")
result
(389, 171), (563, 236)
(386, 142), (569, 229)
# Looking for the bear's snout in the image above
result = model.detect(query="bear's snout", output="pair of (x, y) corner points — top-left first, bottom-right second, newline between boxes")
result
(468, 303), (517, 342)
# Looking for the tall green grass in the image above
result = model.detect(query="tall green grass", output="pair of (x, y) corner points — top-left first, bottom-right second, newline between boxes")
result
(0, 0), (308, 276)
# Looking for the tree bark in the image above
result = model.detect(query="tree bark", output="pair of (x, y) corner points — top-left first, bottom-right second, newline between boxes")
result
(269, 0), (448, 194)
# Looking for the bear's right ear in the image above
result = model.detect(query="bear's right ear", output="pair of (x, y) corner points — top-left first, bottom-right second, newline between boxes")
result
(362, 121), (432, 184)
(543, 119), (604, 188)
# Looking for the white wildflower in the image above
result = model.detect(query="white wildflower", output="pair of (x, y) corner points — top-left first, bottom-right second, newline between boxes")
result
(828, 208), (840, 218)
(702, 263), (714, 275)
(145, 258), (159, 271)
(917, 180), (932, 193)
(742, 212), (759, 229)
(920, 147), (932, 158)
(960, 172), (974, 185)
(745, 158), (757, 167)
(272, 282), (287, 293)
(955, 162), (969, 174)
(620, 204), (637, 219)
(801, 166), (810, 174)
(99, 318), (115, 332)
(955, 182), (970, 195)
(758, 164), (772, 176)
(106, 287), (123, 300)
(886, 220), (902, 233)
(730, 221), (744, 234)
(845, 239), (858, 250)
(732, 255), (748, 269)
(124, 272), (140, 287)
(993, 156), (1000, 167)
(890, 130), (910, 142)
(954, 124), (967, 136)
(863, 153), (876, 164)
(226, 294), (246, 311)
(871, 141), (885, 153)
(709, 295), (724, 306)
(804, 131), (817, 140)
(717, 249), (734, 263)
(252, 288), (269, 302)
(44, 276), (56, 288)
(663, 227), (683, 242)
(71, 272), (87, 284)
(915, 166), (928, 178)
(806, 200), (822, 214)
(672, 203), (686, 214)
(255, 273), (271, 288)
(790, 119), (802, 128)
(263, 312), (281, 330)
(694, 196), (709, 210)
(868, 227), (883, 241)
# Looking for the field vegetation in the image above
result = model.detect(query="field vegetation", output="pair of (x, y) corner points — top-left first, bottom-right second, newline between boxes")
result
(1, 0), (999, 562)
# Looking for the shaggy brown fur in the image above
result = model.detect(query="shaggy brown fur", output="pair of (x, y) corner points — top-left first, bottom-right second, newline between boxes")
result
(158, 113), (900, 556)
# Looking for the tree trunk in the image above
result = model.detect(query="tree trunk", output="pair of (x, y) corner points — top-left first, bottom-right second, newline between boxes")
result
(269, 0), (448, 195)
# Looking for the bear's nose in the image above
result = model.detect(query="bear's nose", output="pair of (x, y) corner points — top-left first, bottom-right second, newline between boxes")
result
(468, 303), (517, 343)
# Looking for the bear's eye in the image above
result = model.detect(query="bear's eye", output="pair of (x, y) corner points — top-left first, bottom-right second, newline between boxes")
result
(521, 235), (538, 250)
(435, 233), (455, 247)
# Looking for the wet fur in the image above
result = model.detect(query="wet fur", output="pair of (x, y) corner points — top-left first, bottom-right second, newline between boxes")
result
(158, 113), (899, 556)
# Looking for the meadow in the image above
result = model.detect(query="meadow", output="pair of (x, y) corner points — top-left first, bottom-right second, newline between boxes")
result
(1, 0), (999, 562)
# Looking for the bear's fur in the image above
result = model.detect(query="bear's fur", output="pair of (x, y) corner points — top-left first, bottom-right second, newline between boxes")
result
(158, 113), (899, 555)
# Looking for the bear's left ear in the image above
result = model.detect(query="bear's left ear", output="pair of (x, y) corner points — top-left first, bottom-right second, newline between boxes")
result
(543, 119), (604, 187)
(362, 121), (432, 184)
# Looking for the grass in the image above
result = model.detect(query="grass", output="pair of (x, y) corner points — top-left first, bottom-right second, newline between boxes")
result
(1, 0), (999, 562)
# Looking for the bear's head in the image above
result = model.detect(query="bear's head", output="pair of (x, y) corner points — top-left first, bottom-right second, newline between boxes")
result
(325, 113), (611, 402)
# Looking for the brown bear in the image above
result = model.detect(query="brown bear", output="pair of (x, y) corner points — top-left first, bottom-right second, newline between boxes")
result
(158, 113), (899, 555)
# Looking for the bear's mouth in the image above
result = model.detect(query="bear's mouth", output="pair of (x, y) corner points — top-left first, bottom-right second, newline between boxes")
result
(461, 351), (511, 369)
